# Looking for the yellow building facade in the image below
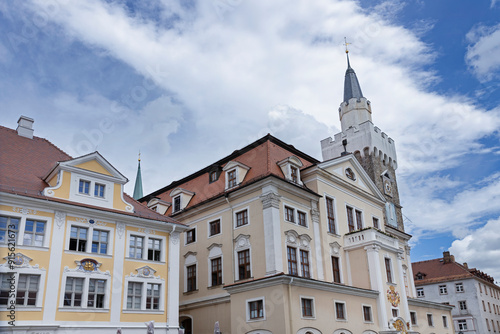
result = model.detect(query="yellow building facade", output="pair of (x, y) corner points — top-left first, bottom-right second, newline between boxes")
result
(0, 117), (187, 333)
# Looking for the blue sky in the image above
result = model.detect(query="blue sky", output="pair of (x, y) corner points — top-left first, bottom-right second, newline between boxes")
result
(1, 0), (499, 280)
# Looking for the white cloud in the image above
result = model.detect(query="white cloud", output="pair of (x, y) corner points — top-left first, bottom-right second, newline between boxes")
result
(450, 217), (500, 282)
(466, 23), (500, 82)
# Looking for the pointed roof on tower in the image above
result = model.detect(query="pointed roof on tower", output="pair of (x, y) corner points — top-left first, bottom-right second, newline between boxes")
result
(133, 153), (143, 200)
(343, 51), (364, 103)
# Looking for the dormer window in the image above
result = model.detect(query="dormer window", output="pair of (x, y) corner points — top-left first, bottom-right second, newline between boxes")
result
(222, 161), (250, 190)
(173, 196), (181, 213)
(277, 156), (304, 185)
(94, 183), (105, 198)
(79, 180), (90, 195)
(210, 171), (218, 183)
(227, 170), (237, 188)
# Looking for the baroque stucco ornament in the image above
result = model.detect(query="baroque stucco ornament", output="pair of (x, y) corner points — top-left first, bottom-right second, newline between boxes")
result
(392, 318), (408, 334)
(387, 285), (401, 307)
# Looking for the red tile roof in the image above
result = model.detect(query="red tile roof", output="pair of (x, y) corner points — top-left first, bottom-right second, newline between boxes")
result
(143, 134), (320, 214)
(0, 125), (181, 225)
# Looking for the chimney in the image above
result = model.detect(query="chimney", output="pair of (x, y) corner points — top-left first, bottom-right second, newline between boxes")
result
(463, 262), (468, 268)
(443, 251), (452, 264)
(16, 116), (34, 139)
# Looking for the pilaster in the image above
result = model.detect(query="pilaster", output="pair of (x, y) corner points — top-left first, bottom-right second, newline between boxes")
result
(110, 222), (126, 323)
(311, 201), (324, 280)
(396, 251), (411, 325)
(260, 186), (283, 275)
(167, 231), (181, 333)
(365, 244), (389, 331)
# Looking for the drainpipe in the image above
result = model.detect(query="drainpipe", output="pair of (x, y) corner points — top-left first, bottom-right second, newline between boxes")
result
(288, 276), (294, 334)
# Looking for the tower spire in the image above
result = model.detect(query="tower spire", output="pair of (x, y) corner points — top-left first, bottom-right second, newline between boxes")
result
(133, 152), (143, 200)
(342, 38), (364, 103)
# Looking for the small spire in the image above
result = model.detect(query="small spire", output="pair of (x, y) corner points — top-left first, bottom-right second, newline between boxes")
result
(344, 37), (352, 68)
(342, 39), (364, 103)
(133, 152), (143, 200)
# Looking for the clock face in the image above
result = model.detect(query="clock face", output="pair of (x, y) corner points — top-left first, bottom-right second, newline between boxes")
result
(384, 180), (393, 196)
(14, 255), (23, 265)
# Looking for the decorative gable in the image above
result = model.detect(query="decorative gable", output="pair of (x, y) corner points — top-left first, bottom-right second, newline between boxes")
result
(222, 161), (250, 190)
(277, 156), (304, 185)
(43, 152), (134, 212)
(147, 197), (171, 215)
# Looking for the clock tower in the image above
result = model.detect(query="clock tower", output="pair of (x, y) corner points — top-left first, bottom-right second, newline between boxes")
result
(321, 52), (405, 231)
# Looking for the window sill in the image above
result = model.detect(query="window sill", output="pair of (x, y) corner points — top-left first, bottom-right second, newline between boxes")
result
(208, 284), (223, 290)
(124, 257), (166, 265)
(335, 319), (347, 322)
(122, 309), (164, 314)
(247, 317), (265, 323)
(0, 307), (42, 312)
(58, 307), (109, 313)
(183, 290), (199, 295)
(235, 277), (254, 283)
(301, 316), (316, 320)
(65, 250), (113, 258)
(326, 232), (341, 238)
(387, 282), (397, 287)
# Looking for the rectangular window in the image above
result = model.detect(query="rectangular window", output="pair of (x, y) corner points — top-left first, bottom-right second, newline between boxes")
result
(211, 257), (223, 286)
(146, 283), (160, 310)
(301, 298), (313, 317)
(298, 211), (307, 227)
(148, 238), (161, 261)
(326, 198), (336, 234)
(456, 282), (464, 292)
(458, 320), (467, 330)
(91, 229), (108, 254)
(186, 265), (196, 292)
(487, 319), (490, 331)
(87, 279), (105, 308)
(186, 229), (196, 244)
(209, 219), (221, 236)
(427, 314), (434, 327)
(227, 170), (237, 188)
(287, 247), (298, 276)
(285, 206), (295, 222)
(23, 219), (45, 247)
(385, 258), (393, 283)
(291, 166), (298, 183)
(0, 273), (13, 305)
(442, 315), (448, 328)
(483, 300), (486, 311)
(355, 209), (363, 230)
(0, 216), (19, 244)
(238, 250), (251, 280)
(127, 282), (142, 309)
(417, 287), (424, 297)
(209, 171), (218, 183)
(363, 305), (372, 322)
(69, 226), (88, 252)
(335, 302), (346, 320)
(410, 311), (417, 325)
(373, 217), (379, 229)
(236, 210), (248, 227)
(173, 196), (181, 212)
(94, 183), (105, 197)
(488, 302), (491, 313)
(439, 285), (448, 294)
(16, 274), (39, 306)
(129, 235), (144, 258)
(346, 206), (355, 232)
(64, 277), (84, 307)
(249, 300), (264, 319)
(392, 309), (399, 318)
(300, 250), (310, 278)
(79, 180), (90, 194)
(332, 256), (341, 283)
(459, 300), (467, 310)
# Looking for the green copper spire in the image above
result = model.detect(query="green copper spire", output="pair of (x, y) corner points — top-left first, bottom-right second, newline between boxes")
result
(133, 153), (143, 200)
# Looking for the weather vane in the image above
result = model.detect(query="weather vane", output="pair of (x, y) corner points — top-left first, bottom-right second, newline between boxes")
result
(138, 150), (141, 162)
(344, 37), (351, 54)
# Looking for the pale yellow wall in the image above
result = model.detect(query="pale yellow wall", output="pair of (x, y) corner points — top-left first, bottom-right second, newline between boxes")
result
(349, 248), (370, 289)
(410, 303), (454, 334)
(48, 171), (71, 199)
(181, 301), (232, 333)
(113, 183), (130, 211)
(74, 160), (113, 176)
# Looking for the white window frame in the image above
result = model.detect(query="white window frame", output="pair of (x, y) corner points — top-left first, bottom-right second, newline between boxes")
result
(122, 277), (165, 313)
(416, 287), (424, 297)
(173, 195), (181, 213)
(457, 319), (468, 330)
(207, 217), (222, 238)
(372, 215), (380, 229)
(125, 230), (166, 263)
(0, 212), (52, 249)
(427, 313), (434, 327)
(207, 245), (223, 287)
(442, 315), (448, 328)
(184, 253), (198, 293)
(345, 204), (364, 231)
(226, 168), (238, 189)
(456, 282), (464, 292)
(78, 179), (91, 195)
(362, 304), (373, 323)
(59, 272), (111, 312)
(392, 308), (399, 318)
(76, 178), (109, 200)
(331, 254), (343, 284)
(384, 256), (395, 284)
(282, 203), (309, 228)
(459, 300), (467, 310)
(234, 235), (252, 281)
(66, 220), (114, 256)
(185, 227), (197, 245)
(334, 300), (347, 321)
(300, 296), (316, 319)
(246, 296), (266, 322)
(94, 183), (106, 198)
(0, 267), (46, 311)
(234, 206), (250, 229)
(324, 194), (339, 235)
(410, 310), (418, 326)
(439, 284), (448, 295)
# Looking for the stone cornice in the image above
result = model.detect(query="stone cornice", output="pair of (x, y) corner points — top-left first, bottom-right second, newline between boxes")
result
(407, 297), (454, 311)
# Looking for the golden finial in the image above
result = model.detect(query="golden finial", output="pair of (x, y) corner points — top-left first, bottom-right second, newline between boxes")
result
(138, 151), (141, 162)
(344, 37), (351, 54)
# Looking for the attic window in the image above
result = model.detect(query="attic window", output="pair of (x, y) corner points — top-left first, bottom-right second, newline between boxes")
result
(210, 171), (218, 183)
(227, 170), (237, 188)
(291, 166), (298, 183)
(79, 180), (90, 195)
(416, 272), (424, 280)
(173, 196), (181, 213)
(277, 156), (304, 185)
